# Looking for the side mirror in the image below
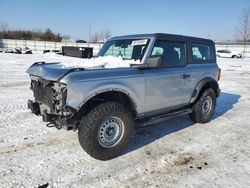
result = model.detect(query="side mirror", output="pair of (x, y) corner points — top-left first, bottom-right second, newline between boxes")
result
(130, 56), (164, 69)
(145, 56), (164, 68)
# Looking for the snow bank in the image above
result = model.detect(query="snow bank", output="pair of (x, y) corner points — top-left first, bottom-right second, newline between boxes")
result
(59, 56), (141, 69)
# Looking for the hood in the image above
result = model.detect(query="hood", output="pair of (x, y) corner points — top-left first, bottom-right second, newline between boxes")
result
(26, 56), (141, 81)
(26, 62), (82, 81)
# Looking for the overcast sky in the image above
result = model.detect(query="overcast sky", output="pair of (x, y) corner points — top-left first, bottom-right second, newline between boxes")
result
(0, 0), (249, 41)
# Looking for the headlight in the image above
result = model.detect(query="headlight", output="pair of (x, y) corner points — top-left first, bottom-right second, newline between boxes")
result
(53, 83), (67, 111)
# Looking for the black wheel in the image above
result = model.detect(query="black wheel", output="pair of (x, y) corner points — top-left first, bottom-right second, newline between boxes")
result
(232, 55), (237, 58)
(189, 88), (216, 123)
(78, 102), (133, 160)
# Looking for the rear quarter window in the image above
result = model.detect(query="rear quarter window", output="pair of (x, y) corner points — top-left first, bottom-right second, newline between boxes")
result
(192, 43), (215, 63)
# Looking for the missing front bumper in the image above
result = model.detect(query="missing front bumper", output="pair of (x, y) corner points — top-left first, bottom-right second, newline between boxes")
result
(28, 100), (40, 115)
(27, 100), (77, 130)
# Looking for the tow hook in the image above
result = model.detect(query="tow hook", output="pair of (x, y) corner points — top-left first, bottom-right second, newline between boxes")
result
(46, 123), (62, 130)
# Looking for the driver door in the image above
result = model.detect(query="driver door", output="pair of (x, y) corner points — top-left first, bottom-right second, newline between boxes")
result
(144, 40), (193, 113)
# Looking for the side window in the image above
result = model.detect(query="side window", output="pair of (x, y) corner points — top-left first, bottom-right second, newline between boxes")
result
(151, 47), (164, 56)
(218, 50), (226, 53)
(192, 44), (215, 62)
(151, 40), (186, 67)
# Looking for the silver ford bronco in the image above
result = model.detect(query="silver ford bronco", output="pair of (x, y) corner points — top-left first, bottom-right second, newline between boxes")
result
(27, 33), (220, 160)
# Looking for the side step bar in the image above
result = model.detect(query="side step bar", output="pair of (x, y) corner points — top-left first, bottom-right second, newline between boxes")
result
(137, 108), (192, 127)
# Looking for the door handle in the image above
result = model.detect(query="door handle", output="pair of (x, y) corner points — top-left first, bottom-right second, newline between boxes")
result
(181, 74), (190, 79)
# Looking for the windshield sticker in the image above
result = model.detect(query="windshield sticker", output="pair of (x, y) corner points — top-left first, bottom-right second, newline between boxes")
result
(131, 39), (148, 46)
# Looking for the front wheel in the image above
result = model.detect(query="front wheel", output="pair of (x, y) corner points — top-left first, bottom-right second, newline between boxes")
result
(189, 88), (216, 123)
(78, 102), (133, 160)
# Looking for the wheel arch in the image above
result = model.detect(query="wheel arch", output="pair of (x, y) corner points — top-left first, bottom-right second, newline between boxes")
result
(190, 77), (220, 104)
(76, 89), (139, 118)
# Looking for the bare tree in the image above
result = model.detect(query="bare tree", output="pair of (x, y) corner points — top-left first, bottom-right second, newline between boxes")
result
(91, 32), (99, 43)
(100, 30), (104, 41)
(90, 29), (111, 43)
(239, 8), (250, 42)
(0, 22), (8, 32)
(104, 29), (112, 40)
(0, 22), (8, 39)
(236, 8), (250, 57)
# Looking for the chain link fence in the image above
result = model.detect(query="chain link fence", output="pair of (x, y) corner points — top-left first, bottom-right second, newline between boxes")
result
(0, 39), (250, 57)
(0, 39), (103, 55)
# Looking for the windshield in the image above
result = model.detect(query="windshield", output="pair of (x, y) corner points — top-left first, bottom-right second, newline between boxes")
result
(97, 38), (150, 61)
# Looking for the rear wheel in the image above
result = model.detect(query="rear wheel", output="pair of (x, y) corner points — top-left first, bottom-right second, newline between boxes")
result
(189, 88), (216, 123)
(78, 102), (133, 160)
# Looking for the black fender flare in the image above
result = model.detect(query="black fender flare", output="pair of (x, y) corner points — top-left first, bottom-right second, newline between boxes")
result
(190, 77), (220, 104)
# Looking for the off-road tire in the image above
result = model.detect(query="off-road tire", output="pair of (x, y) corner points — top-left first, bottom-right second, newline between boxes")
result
(78, 102), (133, 160)
(189, 88), (216, 123)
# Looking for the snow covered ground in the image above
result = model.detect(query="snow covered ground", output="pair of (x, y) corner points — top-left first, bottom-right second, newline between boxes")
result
(0, 53), (250, 188)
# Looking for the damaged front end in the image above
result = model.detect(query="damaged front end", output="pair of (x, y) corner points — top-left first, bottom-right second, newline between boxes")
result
(28, 75), (77, 130)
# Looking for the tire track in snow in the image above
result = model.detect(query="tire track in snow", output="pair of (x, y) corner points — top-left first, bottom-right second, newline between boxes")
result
(0, 81), (29, 88)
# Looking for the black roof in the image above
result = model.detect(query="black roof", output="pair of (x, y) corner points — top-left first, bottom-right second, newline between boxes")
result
(110, 33), (214, 44)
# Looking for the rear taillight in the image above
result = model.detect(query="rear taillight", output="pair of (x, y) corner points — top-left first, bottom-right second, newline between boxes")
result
(218, 68), (221, 81)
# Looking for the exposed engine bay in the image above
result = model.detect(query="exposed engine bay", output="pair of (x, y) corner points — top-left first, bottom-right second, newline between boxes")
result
(28, 75), (76, 130)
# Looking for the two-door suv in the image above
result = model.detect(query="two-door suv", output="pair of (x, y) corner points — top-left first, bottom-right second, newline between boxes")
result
(27, 33), (220, 160)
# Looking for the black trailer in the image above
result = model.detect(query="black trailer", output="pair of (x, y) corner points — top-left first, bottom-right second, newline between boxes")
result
(62, 46), (93, 58)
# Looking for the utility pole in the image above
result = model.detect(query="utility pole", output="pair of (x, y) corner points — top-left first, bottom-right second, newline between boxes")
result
(88, 24), (91, 46)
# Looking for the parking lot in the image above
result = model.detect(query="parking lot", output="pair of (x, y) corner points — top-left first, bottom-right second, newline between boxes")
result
(0, 53), (249, 187)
